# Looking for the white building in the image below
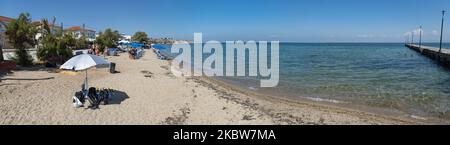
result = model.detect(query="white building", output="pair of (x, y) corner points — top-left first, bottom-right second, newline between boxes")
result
(33, 21), (63, 40)
(120, 34), (132, 41)
(0, 16), (14, 49)
(65, 26), (96, 41)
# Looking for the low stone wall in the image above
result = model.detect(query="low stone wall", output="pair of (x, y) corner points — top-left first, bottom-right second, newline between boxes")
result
(0, 60), (16, 72)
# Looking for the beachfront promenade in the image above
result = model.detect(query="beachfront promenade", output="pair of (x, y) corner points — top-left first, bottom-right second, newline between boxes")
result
(405, 44), (450, 66)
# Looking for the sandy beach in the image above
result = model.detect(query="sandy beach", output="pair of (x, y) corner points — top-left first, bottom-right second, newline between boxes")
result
(0, 50), (419, 125)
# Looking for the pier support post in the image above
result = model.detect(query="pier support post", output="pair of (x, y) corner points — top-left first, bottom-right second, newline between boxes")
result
(439, 10), (446, 53)
(419, 26), (422, 48)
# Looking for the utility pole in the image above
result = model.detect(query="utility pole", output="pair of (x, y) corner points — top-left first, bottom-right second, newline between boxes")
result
(439, 10), (445, 53)
(407, 34), (410, 44)
(82, 23), (86, 38)
(409, 33), (412, 44)
(419, 26), (422, 48)
(61, 22), (63, 36)
(405, 36), (408, 44)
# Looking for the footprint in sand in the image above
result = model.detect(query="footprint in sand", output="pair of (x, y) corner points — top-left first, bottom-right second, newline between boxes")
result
(140, 70), (153, 78)
(242, 115), (255, 120)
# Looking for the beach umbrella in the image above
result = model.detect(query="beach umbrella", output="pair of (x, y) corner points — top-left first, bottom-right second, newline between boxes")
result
(60, 54), (110, 91)
(118, 40), (130, 44)
(129, 43), (144, 48)
(152, 44), (166, 50)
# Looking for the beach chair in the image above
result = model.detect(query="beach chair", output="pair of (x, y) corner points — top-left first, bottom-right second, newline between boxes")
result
(135, 49), (143, 59)
(75, 51), (83, 56)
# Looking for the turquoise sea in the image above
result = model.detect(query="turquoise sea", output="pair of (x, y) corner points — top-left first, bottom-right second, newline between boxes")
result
(160, 43), (450, 122)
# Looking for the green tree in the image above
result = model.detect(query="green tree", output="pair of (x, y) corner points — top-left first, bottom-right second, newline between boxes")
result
(0, 21), (6, 61)
(5, 13), (37, 66)
(59, 33), (75, 60)
(37, 17), (74, 63)
(0, 33), (4, 61)
(96, 28), (120, 52)
(75, 35), (88, 49)
(132, 31), (149, 43)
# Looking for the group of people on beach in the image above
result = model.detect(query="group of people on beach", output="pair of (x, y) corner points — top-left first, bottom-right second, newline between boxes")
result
(85, 42), (166, 60)
(88, 44), (107, 56)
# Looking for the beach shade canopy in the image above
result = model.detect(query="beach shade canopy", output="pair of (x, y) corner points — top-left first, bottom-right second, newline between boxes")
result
(60, 54), (110, 71)
(87, 38), (96, 42)
(118, 40), (130, 44)
(152, 44), (166, 50)
(128, 43), (144, 48)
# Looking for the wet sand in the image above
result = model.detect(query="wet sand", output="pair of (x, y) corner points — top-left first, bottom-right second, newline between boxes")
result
(0, 50), (420, 125)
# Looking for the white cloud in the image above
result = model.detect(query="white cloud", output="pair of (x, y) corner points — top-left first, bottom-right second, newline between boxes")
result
(356, 34), (374, 38)
(356, 34), (389, 39)
(404, 32), (412, 37)
(404, 28), (424, 37)
(432, 30), (439, 36)
(412, 28), (423, 34)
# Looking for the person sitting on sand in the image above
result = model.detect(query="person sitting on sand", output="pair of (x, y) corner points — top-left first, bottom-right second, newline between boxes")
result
(129, 48), (136, 59)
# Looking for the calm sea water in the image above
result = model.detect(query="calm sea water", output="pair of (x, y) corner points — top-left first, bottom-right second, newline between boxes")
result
(160, 43), (450, 121)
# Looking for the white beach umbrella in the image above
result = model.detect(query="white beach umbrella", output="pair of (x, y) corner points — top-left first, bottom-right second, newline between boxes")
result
(118, 40), (130, 44)
(61, 54), (110, 71)
(60, 54), (110, 91)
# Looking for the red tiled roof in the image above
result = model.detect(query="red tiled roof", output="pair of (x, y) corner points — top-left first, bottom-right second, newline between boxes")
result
(0, 16), (15, 23)
(32, 21), (62, 28)
(65, 26), (95, 32)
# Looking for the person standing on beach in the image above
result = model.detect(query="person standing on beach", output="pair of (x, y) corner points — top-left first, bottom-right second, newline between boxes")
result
(104, 46), (108, 57)
(95, 45), (100, 56)
(90, 44), (96, 55)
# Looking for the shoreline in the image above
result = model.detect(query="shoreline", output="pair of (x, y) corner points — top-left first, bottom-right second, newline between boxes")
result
(199, 72), (450, 124)
(166, 54), (424, 124)
(0, 49), (432, 125)
(192, 76), (421, 125)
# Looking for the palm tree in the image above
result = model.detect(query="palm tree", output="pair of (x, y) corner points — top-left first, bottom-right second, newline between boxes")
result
(37, 17), (74, 64)
(95, 28), (120, 52)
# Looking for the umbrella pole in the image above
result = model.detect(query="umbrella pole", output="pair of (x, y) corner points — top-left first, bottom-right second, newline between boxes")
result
(85, 70), (88, 91)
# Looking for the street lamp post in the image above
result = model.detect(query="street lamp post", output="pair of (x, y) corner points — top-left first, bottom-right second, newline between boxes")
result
(405, 36), (408, 44)
(408, 33), (411, 44)
(439, 10), (446, 53)
(419, 26), (422, 48)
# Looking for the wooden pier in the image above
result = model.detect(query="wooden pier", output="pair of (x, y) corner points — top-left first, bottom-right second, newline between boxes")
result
(405, 44), (450, 66)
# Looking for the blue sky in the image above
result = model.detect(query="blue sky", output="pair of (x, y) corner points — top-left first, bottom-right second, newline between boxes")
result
(1, 0), (450, 42)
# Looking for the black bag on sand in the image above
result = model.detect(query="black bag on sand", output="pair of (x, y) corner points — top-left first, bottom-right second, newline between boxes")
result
(73, 91), (85, 108)
(86, 87), (112, 109)
(98, 89), (110, 105)
(110, 63), (116, 74)
(88, 87), (100, 109)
